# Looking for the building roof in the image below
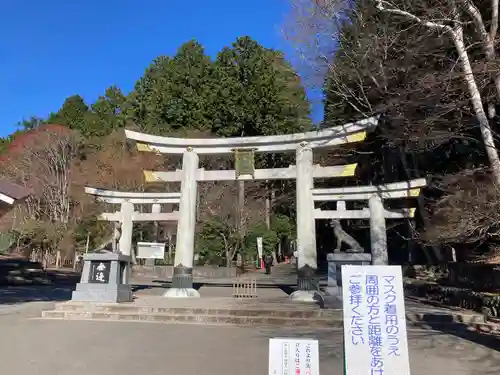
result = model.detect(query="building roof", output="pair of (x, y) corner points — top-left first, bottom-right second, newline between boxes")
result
(0, 180), (31, 205)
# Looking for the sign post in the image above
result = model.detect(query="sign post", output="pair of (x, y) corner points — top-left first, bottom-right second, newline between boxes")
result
(341, 265), (411, 375)
(269, 338), (319, 375)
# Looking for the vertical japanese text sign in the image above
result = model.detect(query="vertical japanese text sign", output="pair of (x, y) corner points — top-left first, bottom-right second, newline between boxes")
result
(257, 237), (263, 259)
(269, 338), (319, 375)
(341, 265), (410, 375)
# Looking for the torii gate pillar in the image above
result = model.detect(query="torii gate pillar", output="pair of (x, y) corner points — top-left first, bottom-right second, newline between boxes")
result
(164, 148), (200, 298)
(290, 143), (318, 302)
(118, 202), (134, 256)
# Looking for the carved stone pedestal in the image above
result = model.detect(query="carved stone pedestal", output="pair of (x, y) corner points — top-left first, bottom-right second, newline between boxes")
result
(326, 252), (372, 307)
(163, 264), (200, 298)
(72, 252), (133, 303)
(290, 265), (320, 303)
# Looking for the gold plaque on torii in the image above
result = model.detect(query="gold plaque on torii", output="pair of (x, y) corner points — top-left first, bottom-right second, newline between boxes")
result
(232, 148), (256, 178)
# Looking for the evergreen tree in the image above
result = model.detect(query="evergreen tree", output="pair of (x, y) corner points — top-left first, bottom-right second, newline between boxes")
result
(128, 40), (215, 134)
(19, 116), (46, 131)
(212, 36), (311, 137)
(86, 86), (129, 137)
(48, 95), (90, 133)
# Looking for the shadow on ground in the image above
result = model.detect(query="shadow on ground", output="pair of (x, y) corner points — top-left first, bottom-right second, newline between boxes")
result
(0, 257), (80, 284)
(413, 316), (500, 352)
(0, 285), (75, 305)
(257, 326), (500, 374)
(151, 280), (296, 295)
(0, 278), (293, 305)
(0, 283), (169, 305)
(0, 265), (82, 305)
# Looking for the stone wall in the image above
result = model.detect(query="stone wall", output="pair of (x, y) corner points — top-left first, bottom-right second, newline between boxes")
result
(404, 279), (500, 318)
(447, 263), (500, 292)
(407, 263), (500, 292)
(132, 265), (237, 280)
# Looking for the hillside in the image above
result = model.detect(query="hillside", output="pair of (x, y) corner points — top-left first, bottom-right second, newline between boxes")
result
(0, 37), (309, 265)
(1, 29), (498, 265)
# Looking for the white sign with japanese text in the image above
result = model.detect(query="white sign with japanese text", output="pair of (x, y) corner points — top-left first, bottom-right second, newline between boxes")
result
(269, 338), (319, 375)
(257, 237), (263, 258)
(341, 265), (410, 375)
(137, 242), (165, 259)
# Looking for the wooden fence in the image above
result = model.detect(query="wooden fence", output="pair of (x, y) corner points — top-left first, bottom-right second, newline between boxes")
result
(232, 276), (258, 299)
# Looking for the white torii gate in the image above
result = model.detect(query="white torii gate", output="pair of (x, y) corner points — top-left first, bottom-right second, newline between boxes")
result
(125, 116), (380, 300)
(312, 178), (427, 264)
(85, 187), (180, 257)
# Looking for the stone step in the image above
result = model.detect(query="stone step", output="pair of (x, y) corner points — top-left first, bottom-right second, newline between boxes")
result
(41, 310), (341, 328)
(46, 301), (486, 326)
(40, 308), (490, 330)
(54, 303), (336, 319)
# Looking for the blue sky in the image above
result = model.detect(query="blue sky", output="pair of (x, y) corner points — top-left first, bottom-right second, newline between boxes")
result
(0, 0), (323, 137)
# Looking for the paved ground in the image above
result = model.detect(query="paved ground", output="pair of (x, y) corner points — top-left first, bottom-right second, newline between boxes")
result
(0, 302), (499, 375)
(0, 268), (498, 375)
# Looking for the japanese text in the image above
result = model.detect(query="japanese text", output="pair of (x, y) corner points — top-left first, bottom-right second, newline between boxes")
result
(384, 275), (400, 357)
(304, 343), (312, 375)
(295, 343), (301, 375)
(283, 343), (290, 375)
(348, 275), (364, 345)
(366, 275), (384, 375)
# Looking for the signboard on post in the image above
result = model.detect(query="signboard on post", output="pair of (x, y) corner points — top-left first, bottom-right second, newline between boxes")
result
(341, 265), (410, 375)
(269, 338), (319, 375)
(137, 242), (165, 259)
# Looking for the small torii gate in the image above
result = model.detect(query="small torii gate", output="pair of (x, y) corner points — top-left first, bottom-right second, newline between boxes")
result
(312, 178), (427, 264)
(84, 187), (180, 257)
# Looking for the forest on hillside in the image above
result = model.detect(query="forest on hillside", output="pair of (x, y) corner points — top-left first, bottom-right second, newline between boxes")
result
(284, 0), (500, 263)
(0, 37), (310, 265)
(3, 0), (500, 266)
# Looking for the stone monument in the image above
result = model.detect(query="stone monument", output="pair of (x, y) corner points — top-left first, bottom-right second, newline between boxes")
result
(71, 251), (133, 303)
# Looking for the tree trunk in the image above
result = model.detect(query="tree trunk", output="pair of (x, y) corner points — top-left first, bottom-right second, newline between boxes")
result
(460, 0), (500, 113)
(452, 28), (500, 183)
(167, 231), (173, 263)
(375, 3), (500, 183)
(265, 182), (271, 230)
(237, 180), (245, 236)
(131, 247), (137, 265)
(265, 183), (279, 263)
(398, 147), (442, 262)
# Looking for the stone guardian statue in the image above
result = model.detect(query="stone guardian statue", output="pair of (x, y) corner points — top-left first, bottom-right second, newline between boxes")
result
(330, 219), (364, 253)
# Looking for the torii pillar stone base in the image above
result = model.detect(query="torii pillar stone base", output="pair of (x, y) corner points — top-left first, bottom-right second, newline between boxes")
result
(164, 288), (200, 298)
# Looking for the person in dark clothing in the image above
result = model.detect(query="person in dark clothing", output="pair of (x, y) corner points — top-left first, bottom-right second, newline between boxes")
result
(264, 254), (273, 275)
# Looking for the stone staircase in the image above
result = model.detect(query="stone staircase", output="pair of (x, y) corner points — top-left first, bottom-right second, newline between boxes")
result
(36, 263), (491, 331)
(39, 294), (489, 329)
(248, 263), (301, 285)
(41, 296), (342, 328)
